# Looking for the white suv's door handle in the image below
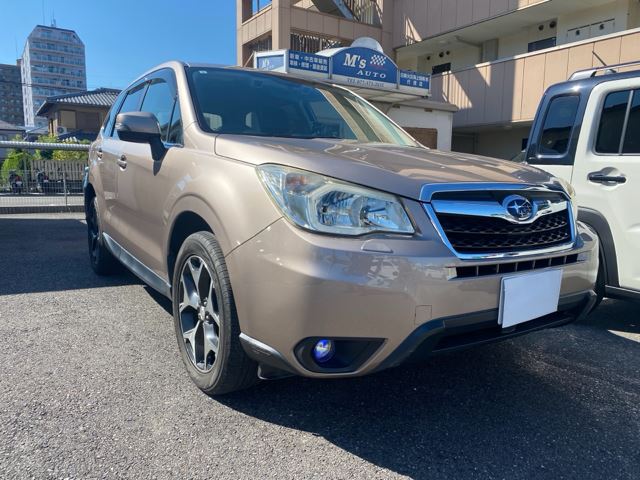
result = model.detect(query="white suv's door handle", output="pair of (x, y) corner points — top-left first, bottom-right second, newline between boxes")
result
(588, 170), (626, 184)
(116, 155), (127, 169)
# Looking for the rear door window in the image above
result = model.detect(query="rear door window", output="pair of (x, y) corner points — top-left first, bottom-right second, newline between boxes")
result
(538, 95), (580, 156)
(595, 90), (631, 154)
(595, 88), (640, 155)
(622, 90), (640, 154)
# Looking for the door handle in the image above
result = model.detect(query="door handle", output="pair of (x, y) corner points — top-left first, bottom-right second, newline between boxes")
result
(96, 147), (103, 159)
(588, 171), (626, 184)
(116, 155), (127, 169)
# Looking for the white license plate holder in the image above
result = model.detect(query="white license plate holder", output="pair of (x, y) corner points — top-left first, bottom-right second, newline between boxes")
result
(499, 269), (562, 329)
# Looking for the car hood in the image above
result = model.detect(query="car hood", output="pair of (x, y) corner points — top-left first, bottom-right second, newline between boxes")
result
(214, 135), (557, 201)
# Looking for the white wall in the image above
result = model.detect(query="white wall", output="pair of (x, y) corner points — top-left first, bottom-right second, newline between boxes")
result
(556, 0), (630, 45)
(452, 126), (531, 159)
(387, 104), (454, 151)
(630, 0), (640, 28)
(499, 21), (558, 58)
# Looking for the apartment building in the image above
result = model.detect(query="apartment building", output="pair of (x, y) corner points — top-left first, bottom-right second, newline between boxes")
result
(21, 25), (87, 128)
(237, 0), (640, 158)
(0, 63), (24, 126)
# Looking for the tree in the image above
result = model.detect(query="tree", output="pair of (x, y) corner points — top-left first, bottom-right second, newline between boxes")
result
(1, 135), (33, 183)
(52, 139), (90, 162)
(34, 134), (57, 160)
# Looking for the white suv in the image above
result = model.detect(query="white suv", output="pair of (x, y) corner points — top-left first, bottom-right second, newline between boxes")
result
(526, 61), (640, 303)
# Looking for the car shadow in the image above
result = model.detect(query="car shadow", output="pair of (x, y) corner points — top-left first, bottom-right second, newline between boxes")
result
(0, 216), (140, 296)
(216, 301), (640, 479)
(144, 285), (173, 315)
(580, 298), (640, 334)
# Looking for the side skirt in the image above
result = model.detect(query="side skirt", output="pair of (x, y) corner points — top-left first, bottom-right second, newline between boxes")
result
(103, 232), (172, 298)
(605, 286), (640, 302)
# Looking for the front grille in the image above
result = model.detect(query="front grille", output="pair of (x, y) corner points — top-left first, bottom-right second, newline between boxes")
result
(435, 209), (572, 254)
(455, 254), (579, 279)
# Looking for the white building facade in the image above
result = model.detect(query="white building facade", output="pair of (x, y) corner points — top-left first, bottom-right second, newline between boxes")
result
(21, 25), (87, 127)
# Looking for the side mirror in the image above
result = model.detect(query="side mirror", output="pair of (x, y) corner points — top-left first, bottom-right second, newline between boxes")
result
(115, 112), (161, 143)
(115, 112), (166, 161)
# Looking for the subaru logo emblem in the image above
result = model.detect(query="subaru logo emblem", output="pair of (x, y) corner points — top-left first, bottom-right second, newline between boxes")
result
(503, 195), (535, 221)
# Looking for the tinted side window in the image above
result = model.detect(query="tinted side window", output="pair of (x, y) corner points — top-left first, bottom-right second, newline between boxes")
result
(538, 95), (580, 156)
(102, 92), (125, 137)
(119, 84), (146, 115)
(114, 84), (146, 139)
(140, 79), (175, 140)
(595, 90), (630, 154)
(622, 90), (640, 154)
(167, 99), (183, 144)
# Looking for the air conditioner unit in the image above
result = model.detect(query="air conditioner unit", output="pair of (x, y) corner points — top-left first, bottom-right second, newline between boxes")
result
(56, 126), (68, 135)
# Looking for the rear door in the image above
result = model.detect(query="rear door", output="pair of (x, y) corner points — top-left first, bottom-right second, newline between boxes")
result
(113, 69), (184, 276)
(92, 91), (123, 235)
(572, 78), (640, 291)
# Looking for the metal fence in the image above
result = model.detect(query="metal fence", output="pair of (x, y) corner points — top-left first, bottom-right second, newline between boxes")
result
(0, 166), (85, 210)
(0, 140), (89, 212)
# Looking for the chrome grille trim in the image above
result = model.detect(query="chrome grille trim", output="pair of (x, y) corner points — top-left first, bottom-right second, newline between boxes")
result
(419, 182), (569, 202)
(422, 185), (577, 260)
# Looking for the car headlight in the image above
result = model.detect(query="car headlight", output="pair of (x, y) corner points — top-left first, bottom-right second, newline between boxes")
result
(257, 164), (414, 236)
(554, 177), (578, 220)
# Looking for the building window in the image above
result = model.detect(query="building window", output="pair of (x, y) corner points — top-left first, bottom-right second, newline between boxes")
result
(290, 32), (343, 53)
(432, 63), (451, 75)
(252, 0), (271, 14)
(528, 37), (556, 53)
(247, 36), (273, 55)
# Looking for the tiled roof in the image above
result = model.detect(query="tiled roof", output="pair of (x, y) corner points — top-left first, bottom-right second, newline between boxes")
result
(36, 88), (121, 116)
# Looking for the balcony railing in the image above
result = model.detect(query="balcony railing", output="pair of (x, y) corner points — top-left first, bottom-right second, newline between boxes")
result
(430, 28), (640, 129)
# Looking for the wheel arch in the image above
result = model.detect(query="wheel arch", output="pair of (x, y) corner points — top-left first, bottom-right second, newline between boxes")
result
(577, 207), (619, 287)
(165, 196), (228, 283)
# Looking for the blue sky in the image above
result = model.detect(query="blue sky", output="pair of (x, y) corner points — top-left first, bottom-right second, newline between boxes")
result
(0, 0), (237, 90)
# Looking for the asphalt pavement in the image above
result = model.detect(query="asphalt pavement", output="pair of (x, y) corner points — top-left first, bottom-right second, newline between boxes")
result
(0, 214), (639, 479)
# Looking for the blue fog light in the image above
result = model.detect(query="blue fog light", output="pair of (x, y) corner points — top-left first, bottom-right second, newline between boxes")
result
(313, 339), (334, 363)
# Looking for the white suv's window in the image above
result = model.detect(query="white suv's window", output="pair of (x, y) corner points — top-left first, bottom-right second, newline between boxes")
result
(622, 90), (640, 154)
(538, 95), (579, 156)
(595, 89), (640, 155)
(595, 90), (631, 154)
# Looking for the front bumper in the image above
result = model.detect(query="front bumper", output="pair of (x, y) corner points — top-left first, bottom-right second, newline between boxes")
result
(226, 213), (599, 379)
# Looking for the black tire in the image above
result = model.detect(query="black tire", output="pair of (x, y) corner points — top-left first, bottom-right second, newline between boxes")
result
(172, 232), (258, 395)
(87, 196), (118, 275)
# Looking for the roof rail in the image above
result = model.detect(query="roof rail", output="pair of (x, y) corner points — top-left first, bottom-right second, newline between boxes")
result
(569, 59), (640, 80)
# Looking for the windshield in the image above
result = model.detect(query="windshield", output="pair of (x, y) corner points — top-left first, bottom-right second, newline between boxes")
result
(186, 67), (420, 147)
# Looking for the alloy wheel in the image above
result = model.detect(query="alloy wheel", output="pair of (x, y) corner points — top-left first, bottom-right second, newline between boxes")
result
(178, 255), (221, 373)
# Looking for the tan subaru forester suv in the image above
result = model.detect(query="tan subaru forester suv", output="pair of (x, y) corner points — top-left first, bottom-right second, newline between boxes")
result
(85, 61), (598, 395)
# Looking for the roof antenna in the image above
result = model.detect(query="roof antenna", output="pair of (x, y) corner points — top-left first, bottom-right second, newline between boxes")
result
(592, 51), (616, 75)
(51, 8), (57, 27)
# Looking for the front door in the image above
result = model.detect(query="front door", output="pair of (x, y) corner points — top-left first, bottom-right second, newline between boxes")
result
(114, 70), (183, 277)
(572, 78), (640, 292)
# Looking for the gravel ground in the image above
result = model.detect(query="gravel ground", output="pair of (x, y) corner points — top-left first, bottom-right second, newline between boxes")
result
(1, 214), (639, 479)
